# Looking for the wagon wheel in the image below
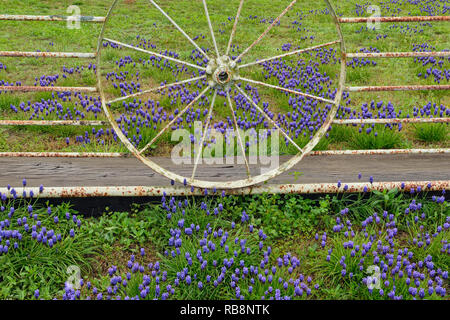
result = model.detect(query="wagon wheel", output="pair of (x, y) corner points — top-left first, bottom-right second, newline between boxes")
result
(96, 0), (347, 189)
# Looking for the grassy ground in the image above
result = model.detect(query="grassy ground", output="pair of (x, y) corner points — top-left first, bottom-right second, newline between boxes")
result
(0, 186), (448, 300)
(0, 0), (448, 154)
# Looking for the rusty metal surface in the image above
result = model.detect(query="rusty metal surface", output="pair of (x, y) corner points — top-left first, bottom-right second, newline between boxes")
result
(346, 51), (450, 59)
(0, 14), (105, 22)
(0, 86), (98, 93)
(310, 148), (450, 156)
(264, 181), (450, 195)
(347, 85), (450, 92)
(1, 148), (448, 158)
(338, 16), (450, 23)
(333, 118), (450, 124)
(0, 51), (96, 58)
(0, 120), (107, 126)
(1, 180), (447, 198)
(1, 149), (448, 158)
(0, 152), (127, 158)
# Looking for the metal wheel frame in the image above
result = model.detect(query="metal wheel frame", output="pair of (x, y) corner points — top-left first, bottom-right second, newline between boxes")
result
(96, 0), (347, 189)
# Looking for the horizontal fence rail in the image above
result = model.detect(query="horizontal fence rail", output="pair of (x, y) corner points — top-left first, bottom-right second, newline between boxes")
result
(0, 118), (448, 127)
(347, 85), (450, 92)
(1, 181), (448, 198)
(1, 149), (448, 158)
(332, 118), (450, 124)
(0, 86), (98, 93)
(311, 148), (450, 156)
(0, 152), (128, 158)
(0, 120), (107, 126)
(338, 16), (450, 23)
(0, 51), (96, 58)
(346, 51), (450, 58)
(0, 14), (105, 22)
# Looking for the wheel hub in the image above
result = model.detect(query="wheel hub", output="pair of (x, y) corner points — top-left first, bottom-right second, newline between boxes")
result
(206, 56), (238, 89)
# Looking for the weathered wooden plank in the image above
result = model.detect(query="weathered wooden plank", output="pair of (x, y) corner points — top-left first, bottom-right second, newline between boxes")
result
(0, 154), (448, 189)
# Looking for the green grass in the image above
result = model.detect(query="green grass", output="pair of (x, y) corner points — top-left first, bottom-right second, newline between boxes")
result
(350, 126), (405, 150)
(327, 125), (406, 150)
(0, 94), (21, 111)
(414, 123), (449, 143)
(0, 199), (98, 299)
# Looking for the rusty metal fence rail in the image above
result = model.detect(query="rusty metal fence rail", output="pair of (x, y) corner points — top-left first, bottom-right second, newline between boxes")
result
(0, 14), (105, 22)
(1, 148), (449, 158)
(0, 2), (449, 195)
(1, 180), (448, 198)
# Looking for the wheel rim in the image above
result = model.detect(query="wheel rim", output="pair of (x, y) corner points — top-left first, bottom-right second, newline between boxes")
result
(96, 0), (347, 189)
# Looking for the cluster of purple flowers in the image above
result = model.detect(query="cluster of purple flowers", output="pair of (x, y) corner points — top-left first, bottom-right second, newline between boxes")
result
(52, 181), (447, 301)
(57, 192), (325, 300)
(0, 183), (81, 256)
(413, 43), (450, 84)
(335, 99), (449, 134)
(387, 22), (430, 35)
(324, 195), (449, 300)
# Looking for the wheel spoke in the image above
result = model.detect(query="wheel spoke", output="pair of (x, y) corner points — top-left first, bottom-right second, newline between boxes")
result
(234, 84), (303, 154)
(104, 38), (206, 71)
(226, 91), (251, 178)
(238, 40), (341, 69)
(238, 76), (335, 104)
(202, 0), (220, 58)
(226, 0), (245, 56)
(107, 76), (206, 105)
(148, 0), (210, 60)
(191, 90), (217, 180)
(235, 0), (297, 62)
(139, 86), (211, 155)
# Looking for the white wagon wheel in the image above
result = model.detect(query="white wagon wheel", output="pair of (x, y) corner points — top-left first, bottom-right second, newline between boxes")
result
(96, 0), (347, 189)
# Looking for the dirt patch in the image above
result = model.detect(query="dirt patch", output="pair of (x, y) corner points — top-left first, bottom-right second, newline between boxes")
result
(88, 241), (160, 279)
